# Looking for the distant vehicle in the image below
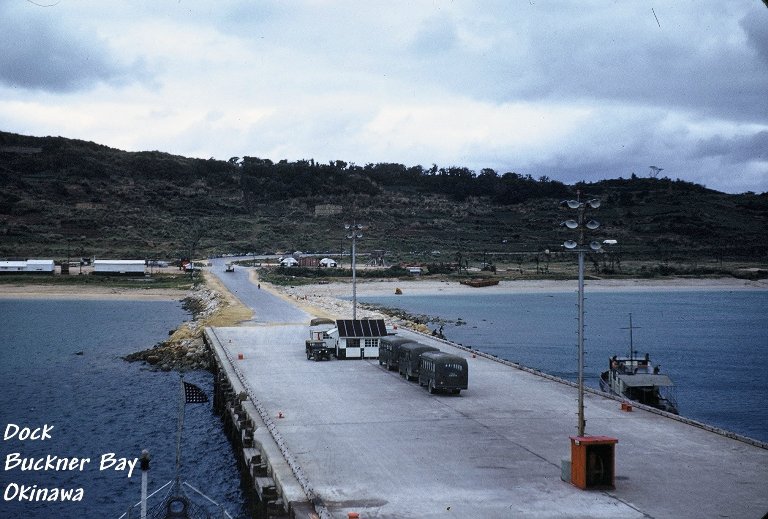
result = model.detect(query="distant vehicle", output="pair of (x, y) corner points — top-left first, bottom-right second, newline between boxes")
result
(379, 336), (418, 371)
(398, 343), (439, 381)
(418, 351), (468, 395)
(225, 263), (235, 272)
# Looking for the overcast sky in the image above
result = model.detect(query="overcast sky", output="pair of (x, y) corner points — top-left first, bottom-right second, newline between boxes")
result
(1, 1), (767, 194)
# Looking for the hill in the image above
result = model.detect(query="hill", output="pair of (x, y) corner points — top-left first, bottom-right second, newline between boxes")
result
(1, 131), (766, 276)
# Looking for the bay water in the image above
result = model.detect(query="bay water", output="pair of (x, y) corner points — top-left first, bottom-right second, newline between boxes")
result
(0, 299), (247, 519)
(360, 289), (768, 443)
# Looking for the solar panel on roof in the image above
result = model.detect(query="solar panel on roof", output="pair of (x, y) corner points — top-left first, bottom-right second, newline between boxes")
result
(335, 319), (386, 337)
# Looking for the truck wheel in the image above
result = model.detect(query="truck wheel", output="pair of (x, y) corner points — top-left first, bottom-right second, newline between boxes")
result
(428, 381), (436, 394)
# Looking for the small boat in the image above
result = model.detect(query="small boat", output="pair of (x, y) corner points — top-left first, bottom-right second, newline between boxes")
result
(459, 278), (499, 288)
(599, 315), (679, 415)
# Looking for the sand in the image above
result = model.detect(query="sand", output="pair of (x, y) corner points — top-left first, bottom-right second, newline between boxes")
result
(0, 284), (187, 301)
(267, 276), (768, 324)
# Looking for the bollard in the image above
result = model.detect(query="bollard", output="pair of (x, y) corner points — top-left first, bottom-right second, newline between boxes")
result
(348, 513), (360, 519)
(237, 353), (244, 360)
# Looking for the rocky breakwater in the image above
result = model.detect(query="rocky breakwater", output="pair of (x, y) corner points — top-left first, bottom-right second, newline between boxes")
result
(123, 286), (222, 371)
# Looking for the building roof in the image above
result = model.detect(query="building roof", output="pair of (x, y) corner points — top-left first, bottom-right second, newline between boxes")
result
(93, 259), (145, 265)
(335, 319), (387, 338)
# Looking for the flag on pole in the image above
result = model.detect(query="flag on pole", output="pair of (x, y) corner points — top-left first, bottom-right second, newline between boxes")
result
(183, 381), (209, 403)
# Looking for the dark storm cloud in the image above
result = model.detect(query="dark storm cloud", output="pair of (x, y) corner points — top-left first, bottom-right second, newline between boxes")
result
(694, 131), (768, 164)
(0, 3), (148, 92)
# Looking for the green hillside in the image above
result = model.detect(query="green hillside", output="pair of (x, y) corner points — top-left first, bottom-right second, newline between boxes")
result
(1, 131), (766, 277)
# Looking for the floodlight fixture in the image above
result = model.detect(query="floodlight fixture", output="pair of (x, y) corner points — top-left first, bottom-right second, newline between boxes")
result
(345, 222), (364, 320)
(558, 193), (602, 438)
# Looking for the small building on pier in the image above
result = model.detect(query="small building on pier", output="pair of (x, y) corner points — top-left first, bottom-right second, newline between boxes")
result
(330, 319), (387, 359)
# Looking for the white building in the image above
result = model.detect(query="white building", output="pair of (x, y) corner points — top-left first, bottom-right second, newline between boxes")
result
(331, 319), (387, 359)
(93, 259), (146, 276)
(319, 257), (337, 268)
(279, 257), (299, 267)
(0, 259), (55, 274)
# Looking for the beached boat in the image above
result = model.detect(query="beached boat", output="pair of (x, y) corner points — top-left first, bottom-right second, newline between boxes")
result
(459, 278), (499, 288)
(599, 315), (679, 415)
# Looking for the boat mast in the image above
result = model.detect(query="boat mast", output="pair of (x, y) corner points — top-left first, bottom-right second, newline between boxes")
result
(622, 313), (640, 363)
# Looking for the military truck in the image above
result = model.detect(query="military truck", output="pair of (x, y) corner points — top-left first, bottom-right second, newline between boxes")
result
(305, 317), (336, 361)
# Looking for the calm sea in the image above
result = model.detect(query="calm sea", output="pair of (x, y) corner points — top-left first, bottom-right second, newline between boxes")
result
(360, 290), (768, 443)
(0, 299), (247, 519)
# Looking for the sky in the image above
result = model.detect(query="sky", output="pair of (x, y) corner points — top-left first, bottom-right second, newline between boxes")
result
(1, 1), (767, 194)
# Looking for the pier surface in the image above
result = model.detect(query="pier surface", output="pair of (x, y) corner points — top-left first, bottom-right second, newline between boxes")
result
(207, 262), (767, 518)
(207, 323), (767, 519)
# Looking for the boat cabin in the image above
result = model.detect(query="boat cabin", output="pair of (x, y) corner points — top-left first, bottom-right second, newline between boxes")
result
(602, 355), (678, 414)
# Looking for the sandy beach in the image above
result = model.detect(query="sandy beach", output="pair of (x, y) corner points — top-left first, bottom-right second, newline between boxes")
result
(2, 276), (765, 324)
(266, 276), (768, 324)
(0, 283), (188, 301)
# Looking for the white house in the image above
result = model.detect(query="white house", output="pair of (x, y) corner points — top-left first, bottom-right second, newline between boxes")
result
(25, 259), (55, 273)
(0, 259), (55, 274)
(93, 259), (146, 276)
(279, 257), (299, 267)
(319, 257), (337, 268)
(0, 261), (27, 273)
(331, 319), (387, 359)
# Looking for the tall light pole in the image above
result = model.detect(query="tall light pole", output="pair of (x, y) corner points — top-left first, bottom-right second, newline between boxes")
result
(561, 195), (601, 437)
(345, 223), (363, 320)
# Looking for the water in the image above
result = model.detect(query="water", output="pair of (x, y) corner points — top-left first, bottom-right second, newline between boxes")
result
(0, 299), (247, 519)
(360, 290), (768, 443)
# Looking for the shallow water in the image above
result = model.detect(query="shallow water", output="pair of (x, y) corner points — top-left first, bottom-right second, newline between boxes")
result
(360, 290), (768, 443)
(0, 299), (247, 519)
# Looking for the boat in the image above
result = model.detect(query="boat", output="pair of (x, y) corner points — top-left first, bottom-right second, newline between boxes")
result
(119, 378), (233, 519)
(599, 315), (679, 415)
(459, 278), (499, 288)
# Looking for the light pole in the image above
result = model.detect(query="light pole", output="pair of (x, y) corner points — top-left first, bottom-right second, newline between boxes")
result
(561, 195), (601, 437)
(345, 223), (363, 320)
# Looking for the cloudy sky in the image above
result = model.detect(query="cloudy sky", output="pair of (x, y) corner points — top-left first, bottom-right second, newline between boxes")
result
(1, 1), (767, 194)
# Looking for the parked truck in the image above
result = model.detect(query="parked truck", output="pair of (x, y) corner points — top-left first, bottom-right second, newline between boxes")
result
(305, 318), (336, 361)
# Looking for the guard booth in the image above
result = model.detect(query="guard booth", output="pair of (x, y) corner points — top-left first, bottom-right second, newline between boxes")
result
(334, 319), (387, 359)
(569, 436), (618, 490)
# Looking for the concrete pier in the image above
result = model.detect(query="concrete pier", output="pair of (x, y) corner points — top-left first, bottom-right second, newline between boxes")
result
(205, 323), (768, 519)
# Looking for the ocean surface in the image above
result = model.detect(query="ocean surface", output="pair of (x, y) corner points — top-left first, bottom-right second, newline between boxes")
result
(0, 299), (247, 519)
(360, 290), (768, 443)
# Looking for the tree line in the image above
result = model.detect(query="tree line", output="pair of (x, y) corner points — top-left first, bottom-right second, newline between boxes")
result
(237, 157), (571, 204)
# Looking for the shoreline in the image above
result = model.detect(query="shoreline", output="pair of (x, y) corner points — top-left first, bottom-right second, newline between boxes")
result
(0, 284), (188, 301)
(266, 276), (768, 329)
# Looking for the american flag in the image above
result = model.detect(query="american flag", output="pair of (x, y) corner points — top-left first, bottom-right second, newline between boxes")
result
(183, 381), (209, 404)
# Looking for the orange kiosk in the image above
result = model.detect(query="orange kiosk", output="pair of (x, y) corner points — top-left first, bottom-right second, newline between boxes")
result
(569, 436), (618, 490)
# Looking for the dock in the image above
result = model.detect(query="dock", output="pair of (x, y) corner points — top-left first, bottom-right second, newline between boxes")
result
(205, 323), (768, 518)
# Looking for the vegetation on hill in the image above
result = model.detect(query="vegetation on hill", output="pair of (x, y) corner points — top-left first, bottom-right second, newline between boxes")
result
(1, 131), (766, 277)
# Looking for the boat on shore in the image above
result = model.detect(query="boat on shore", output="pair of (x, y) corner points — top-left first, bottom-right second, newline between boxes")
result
(599, 315), (679, 414)
(459, 278), (499, 288)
